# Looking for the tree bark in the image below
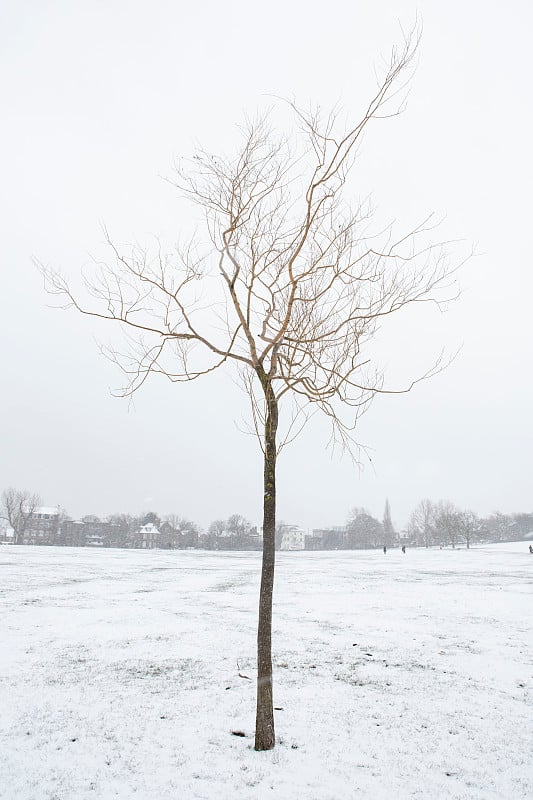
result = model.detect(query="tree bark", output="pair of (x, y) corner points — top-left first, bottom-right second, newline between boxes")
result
(255, 381), (278, 751)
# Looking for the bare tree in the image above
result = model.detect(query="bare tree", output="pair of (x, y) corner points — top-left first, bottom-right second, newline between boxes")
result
(483, 511), (513, 543)
(226, 513), (251, 537)
(162, 514), (200, 548)
(164, 513), (196, 533)
(106, 513), (136, 547)
(1, 488), (42, 545)
(457, 509), (478, 549)
(434, 500), (460, 548)
(40, 29), (463, 750)
(207, 519), (226, 540)
(409, 498), (436, 548)
(107, 512), (135, 529)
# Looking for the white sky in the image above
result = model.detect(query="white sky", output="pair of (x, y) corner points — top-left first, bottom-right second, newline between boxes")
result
(1, 0), (532, 531)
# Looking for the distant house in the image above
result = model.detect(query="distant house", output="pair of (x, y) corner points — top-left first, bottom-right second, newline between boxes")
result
(398, 529), (412, 546)
(280, 524), (305, 551)
(61, 520), (86, 547)
(307, 527), (346, 550)
(59, 518), (130, 548)
(137, 522), (161, 549)
(23, 506), (61, 545)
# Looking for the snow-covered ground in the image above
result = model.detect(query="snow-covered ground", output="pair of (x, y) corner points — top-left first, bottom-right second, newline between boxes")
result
(0, 543), (531, 800)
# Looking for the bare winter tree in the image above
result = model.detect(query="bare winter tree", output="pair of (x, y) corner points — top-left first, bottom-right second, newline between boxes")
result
(207, 519), (226, 540)
(457, 509), (479, 549)
(162, 514), (200, 547)
(434, 500), (461, 548)
(163, 513), (198, 534)
(409, 498), (436, 548)
(1, 487), (42, 545)
(40, 29), (463, 750)
(226, 513), (251, 538)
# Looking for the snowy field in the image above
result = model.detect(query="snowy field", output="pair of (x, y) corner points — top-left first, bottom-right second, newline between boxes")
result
(0, 544), (531, 800)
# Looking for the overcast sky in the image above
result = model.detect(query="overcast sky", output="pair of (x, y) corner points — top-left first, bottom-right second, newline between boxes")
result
(1, 0), (532, 532)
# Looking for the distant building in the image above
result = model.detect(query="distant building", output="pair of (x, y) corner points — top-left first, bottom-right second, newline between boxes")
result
(60, 519), (130, 548)
(22, 506), (61, 545)
(280, 524), (305, 551)
(84, 520), (130, 548)
(307, 527), (346, 550)
(398, 529), (411, 546)
(61, 520), (86, 547)
(136, 522), (162, 549)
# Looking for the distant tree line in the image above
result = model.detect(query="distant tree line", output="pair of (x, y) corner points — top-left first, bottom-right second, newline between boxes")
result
(337, 501), (533, 550)
(1, 486), (532, 550)
(309, 500), (533, 551)
(202, 514), (261, 550)
(406, 500), (533, 548)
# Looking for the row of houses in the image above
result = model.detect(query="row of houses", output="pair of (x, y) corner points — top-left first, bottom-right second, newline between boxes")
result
(0, 509), (200, 550)
(2, 513), (308, 550)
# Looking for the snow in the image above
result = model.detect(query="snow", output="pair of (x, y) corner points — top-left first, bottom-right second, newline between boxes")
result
(0, 543), (531, 799)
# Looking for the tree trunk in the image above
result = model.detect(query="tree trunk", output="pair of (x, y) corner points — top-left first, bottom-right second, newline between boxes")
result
(255, 382), (278, 751)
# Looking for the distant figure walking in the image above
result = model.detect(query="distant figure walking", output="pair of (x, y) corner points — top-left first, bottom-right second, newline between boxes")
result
(529, 544), (533, 554)
(402, 545), (406, 554)
(383, 546), (387, 554)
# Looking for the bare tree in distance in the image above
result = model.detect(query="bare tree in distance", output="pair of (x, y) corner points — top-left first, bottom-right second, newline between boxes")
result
(226, 513), (251, 537)
(162, 514), (200, 547)
(457, 509), (479, 549)
(207, 519), (226, 540)
(107, 512), (135, 529)
(434, 500), (461, 549)
(1, 488), (42, 545)
(39, 27), (466, 750)
(409, 498), (436, 548)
